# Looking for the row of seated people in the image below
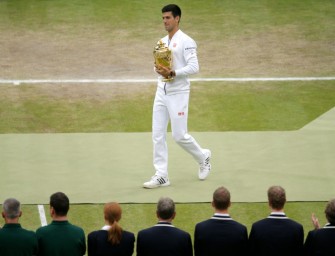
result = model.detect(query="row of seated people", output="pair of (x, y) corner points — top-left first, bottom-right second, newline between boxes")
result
(0, 187), (334, 256)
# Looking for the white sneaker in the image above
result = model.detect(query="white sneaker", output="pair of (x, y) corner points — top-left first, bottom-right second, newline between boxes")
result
(143, 175), (170, 189)
(199, 149), (211, 180)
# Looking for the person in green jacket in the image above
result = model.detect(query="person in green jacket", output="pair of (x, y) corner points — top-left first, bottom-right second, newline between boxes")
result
(0, 198), (38, 256)
(36, 192), (86, 256)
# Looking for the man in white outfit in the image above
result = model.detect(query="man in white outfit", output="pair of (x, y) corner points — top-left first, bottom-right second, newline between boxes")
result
(143, 4), (211, 189)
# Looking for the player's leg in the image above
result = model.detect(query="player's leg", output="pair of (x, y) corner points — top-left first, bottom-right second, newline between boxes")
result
(168, 92), (211, 180)
(143, 89), (170, 188)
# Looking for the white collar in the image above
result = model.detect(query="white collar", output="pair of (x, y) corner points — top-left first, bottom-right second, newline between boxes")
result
(324, 223), (335, 228)
(101, 225), (111, 230)
(214, 213), (230, 216)
(270, 211), (285, 215)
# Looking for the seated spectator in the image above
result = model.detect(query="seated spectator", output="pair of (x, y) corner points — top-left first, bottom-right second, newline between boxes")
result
(304, 198), (335, 256)
(248, 185), (304, 256)
(87, 202), (135, 256)
(36, 192), (86, 256)
(0, 198), (38, 256)
(194, 186), (248, 256)
(136, 197), (192, 256)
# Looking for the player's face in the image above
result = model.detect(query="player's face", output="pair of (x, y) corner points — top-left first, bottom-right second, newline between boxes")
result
(162, 12), (179, 32)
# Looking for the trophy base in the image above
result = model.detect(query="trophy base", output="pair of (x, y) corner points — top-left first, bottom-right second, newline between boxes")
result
(162, 77), (174, 82)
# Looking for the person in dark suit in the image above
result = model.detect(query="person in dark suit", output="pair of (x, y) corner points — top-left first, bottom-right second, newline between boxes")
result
(304, 198), (335, 256)
(87, 202), (135, 256)
(248, 185), (304, 256)
(0, 198), (38, 256)
(136, 197), (193, 256)
(194, 186), (248, 256)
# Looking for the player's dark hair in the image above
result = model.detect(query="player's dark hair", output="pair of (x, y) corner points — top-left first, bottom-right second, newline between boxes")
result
(162, 4), (181, 19)
(50, 192), (69, 216)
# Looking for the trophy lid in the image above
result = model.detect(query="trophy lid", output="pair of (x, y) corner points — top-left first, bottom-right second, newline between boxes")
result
(155, 40), (167, 51)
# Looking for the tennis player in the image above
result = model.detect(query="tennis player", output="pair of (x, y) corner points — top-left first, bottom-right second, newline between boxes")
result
(143, 4), (211, 189)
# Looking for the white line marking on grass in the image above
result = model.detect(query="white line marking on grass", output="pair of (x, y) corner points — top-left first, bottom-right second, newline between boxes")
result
(0, 77), (335, 85)
(192, 77), (335, 82)
(38, 205), (48, 227)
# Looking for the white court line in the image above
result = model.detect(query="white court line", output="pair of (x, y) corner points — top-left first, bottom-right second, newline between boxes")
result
(0, 77), (335, 85)
(37, 205), (48, 227)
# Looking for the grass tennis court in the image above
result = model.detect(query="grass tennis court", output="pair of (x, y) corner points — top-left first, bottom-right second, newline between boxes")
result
(0, 0), (334, 255)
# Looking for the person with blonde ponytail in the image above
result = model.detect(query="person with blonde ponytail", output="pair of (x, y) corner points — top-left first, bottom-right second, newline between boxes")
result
(88, 202), (135, 256)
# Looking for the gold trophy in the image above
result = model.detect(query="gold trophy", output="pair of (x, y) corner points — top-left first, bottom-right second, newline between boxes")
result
(153, 40), (173, 82)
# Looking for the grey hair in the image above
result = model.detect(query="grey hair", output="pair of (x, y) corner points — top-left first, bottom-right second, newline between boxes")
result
(157, 197), (175, 220)
(3, 198), (21, 219)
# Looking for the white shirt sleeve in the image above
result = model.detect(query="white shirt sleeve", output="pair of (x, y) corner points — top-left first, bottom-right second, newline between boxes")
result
(175, 35), (199, 76)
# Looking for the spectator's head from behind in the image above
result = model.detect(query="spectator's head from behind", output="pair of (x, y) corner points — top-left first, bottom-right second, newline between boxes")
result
(104, 202), (122, 224)
(2, 198), (22, 222)
(156, 197), (175, 222)
(104, 202), (123, 245)
(212, 186), (231, 212)
(267, 185), (286, 211)
(50, 192), (70, 218)
(325, 198), (335, 225)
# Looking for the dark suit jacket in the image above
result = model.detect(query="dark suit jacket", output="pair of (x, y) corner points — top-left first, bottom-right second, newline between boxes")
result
(248, 213), (304, 256)
(136, 221), (192, 256)
(194, 214), (248, 256)
(87, 229), (135, 256)
(304, 224), (335, 256)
